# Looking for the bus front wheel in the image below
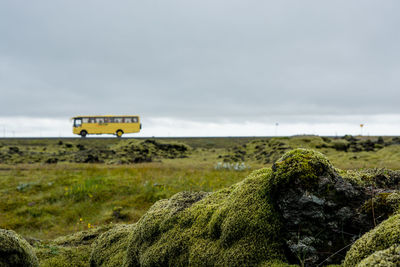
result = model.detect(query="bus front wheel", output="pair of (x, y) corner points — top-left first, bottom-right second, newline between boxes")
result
(116, 130), (123, 138)
(80, 130), (87, 138)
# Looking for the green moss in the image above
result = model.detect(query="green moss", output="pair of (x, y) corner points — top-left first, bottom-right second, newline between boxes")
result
(387, 192), (400, 213)
(90, 224), (135, 267)
(52, 225), (113, 246)
(0, 228), (39, 267)
(35, 245), (90, 267)
(340, 168), (400, 188)
(360, 192), (400, 224)
(259, 260), (298, 266)
(124, 167), (286, 266)
(34, 226), (112, 267)
(343, 214), (400, 266)
(270, 148), (334, 189)
(330, 139), (350, 151)
(357, 245), (400, 266)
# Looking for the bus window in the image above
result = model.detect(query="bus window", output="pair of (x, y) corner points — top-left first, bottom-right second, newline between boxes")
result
(74, 118), (82, 127)
(104, 118), (109, 123)
(96, 118), (104, 123)
(82, 118), (89, 123)
(114, 117), (123, 123)
(125, 117), (132, 123)
(132, 117), (138, 123)
(89, 118), (95, 123)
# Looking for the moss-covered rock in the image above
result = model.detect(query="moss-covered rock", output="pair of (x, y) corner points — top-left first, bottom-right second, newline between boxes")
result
(270, 149), (334, 188)
(270, 149), (372, 266)
(90, 224), (135, 267)
(331, 139), (350, 152)
(343, 214), (400, 266)
(124, 169), (285, 266)
(34, 226), (112, 267)
(112, 139), (190, 164)
(359, 191), (400, 225)
(341, 168), (400, 188)
(0, 228), (39, 267)
(357, 244), (400, 266)
(35, 245), (91, 267)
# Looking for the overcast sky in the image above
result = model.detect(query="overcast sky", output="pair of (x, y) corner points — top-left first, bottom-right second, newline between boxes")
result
(1, 0), (399, 136)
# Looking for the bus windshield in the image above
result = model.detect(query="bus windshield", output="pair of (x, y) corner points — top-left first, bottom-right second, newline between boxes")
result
(74, 118), (82, 127)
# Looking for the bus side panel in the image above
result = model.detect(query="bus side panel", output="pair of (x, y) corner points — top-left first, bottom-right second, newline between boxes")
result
(73, 127), (81, 135)
(108, 123), (140, 134)
(74, 122), (141, 135)
(78, 123), (104, 134)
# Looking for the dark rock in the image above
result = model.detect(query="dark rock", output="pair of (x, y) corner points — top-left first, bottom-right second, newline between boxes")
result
(76, 144), (85, 151)
(377, 136), (384, 145)
(8, 146), (20, 154)
(392, 137), (400, 144)
(270, 149), (373, 266)
(45, 158), (58, 164)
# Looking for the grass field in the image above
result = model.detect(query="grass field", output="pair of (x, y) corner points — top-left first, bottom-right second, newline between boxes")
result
(1, 135), (400, 240)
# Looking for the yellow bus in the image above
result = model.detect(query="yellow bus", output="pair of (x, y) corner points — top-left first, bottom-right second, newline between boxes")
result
(72, 115), (141, 138)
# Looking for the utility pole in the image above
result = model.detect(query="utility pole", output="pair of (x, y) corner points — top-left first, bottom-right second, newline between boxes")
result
(360, 124), (364, 136)
(275, 123), (279, 136)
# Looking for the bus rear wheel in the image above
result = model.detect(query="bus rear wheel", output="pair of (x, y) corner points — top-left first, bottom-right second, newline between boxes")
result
(116, 130), (123, 138)
(80, 130), (87, 138)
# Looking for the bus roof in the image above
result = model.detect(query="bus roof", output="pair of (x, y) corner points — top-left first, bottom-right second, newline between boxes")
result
(71, 115), (140, 119)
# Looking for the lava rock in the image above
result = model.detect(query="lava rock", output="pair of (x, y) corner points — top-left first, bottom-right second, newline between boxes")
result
(0, 229), (39, 267)
(270, 149), (372, 266)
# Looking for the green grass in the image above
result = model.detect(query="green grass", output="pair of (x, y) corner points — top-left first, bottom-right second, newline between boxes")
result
(0, 162), (251, 240)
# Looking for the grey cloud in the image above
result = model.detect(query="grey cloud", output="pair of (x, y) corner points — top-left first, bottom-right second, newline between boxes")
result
(0, 0), (399, 122)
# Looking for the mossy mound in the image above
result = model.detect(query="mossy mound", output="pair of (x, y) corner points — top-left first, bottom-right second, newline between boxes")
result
(270, 149), (372, 265)
(359, 191), (400, 225)
(34, 226), (112, 267)
(343, 214), (400, 266)
(90, 224), (136, 267)
(34, 245), (90, 267)
(341, 168), (400, 188)
(220, 137), (292, 163)
(270, 149), (334, 188)
(0, 139), (190, 164)
(357, 244), (400, 266)
(52, 225), (113, 246)
(0, 228), (39, 267)
(124, 169), (284, 266)
(113, 139), (190, 163)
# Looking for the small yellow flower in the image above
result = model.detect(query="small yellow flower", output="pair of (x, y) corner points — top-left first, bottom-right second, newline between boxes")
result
(79, 218), (83, 222)
(88, 223), (91, 228)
